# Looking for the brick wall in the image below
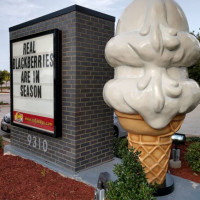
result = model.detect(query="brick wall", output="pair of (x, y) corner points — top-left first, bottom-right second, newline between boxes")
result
(10, 5), (115, 171)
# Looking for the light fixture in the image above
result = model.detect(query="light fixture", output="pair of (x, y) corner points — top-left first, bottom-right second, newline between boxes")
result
(170, 133), (186, 168)
(95, 172), (110, 200)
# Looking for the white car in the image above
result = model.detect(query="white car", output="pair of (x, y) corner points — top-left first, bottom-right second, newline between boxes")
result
(113, 112), (127, 138)
(1, 113), (11, 132)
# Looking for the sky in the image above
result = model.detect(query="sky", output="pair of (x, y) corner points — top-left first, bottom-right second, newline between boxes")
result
(0, 0), (200, 72)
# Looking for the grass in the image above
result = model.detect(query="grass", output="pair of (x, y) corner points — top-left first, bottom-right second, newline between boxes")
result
(0, 101), (8, 105)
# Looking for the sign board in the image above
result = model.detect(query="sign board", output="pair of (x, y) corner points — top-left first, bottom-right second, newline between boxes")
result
(10, 29), (62, 137)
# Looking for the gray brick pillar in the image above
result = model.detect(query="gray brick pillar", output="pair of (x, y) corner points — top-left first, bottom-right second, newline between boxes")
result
(9, 5), (115, 172)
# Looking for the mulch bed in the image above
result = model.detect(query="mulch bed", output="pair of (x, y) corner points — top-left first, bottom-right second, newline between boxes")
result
(0, 140), (199, 200)
(0, 148), (94, 200)
(169, 141), (200, 183)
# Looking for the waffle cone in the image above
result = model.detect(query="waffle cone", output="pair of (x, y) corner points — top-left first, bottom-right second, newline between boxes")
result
(115, 110), (185, 185)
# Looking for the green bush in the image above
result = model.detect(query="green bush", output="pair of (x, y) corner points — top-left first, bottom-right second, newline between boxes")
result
(188, 64), (200, 85)
(185, 142), (200, 173)
(113, 137), (128, 158)
(186, 137), (200, 142)
(106, 146), (156, 200)
(0, 136), (3, 149)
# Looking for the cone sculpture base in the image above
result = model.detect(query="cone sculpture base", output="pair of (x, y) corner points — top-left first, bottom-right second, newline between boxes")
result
(115, 110), (185, 185)
(154, 173), (174, 196)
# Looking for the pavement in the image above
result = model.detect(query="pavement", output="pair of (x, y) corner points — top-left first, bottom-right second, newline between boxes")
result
(1, 92), (200, 199)
(0, 93), (10, 104)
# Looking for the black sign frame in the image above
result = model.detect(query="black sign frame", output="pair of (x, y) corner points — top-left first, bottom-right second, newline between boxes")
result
(10, 29), (62, 138)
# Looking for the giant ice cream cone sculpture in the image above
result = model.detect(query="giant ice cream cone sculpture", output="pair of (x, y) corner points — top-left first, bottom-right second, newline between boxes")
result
(103, 0), (200, 185)
(115, 111), (185, 184)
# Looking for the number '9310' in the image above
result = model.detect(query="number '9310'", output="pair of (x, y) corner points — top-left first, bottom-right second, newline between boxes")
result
(27, 134), (48, 152)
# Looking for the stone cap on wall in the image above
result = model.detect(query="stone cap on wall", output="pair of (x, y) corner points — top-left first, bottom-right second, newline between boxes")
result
(9, 4), (115, 32)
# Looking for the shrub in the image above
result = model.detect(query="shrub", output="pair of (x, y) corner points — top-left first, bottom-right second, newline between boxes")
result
(106, 146), (156, 200)
(0, 136), (3, 148)
(185, 142), (200, 173)
(113, 137), (128, 158)
(186, 137), (200, 142)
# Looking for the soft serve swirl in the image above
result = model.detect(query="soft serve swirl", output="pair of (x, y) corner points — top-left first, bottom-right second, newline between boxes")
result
(103, 0), (200, 129)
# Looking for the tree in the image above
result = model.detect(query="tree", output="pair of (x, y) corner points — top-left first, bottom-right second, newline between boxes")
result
(3, 70), (10, 87)
(188, 29), (200, 85)
(0, 70), (10, 92)
(0, 71), (4, 92)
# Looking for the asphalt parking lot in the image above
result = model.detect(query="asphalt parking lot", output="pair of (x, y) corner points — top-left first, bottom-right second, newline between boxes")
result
(0, 93), (10, 104)
(0, 93), (10, 139)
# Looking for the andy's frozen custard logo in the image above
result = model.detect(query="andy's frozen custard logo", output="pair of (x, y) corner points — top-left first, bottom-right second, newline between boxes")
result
(15, 112), (23, 123)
